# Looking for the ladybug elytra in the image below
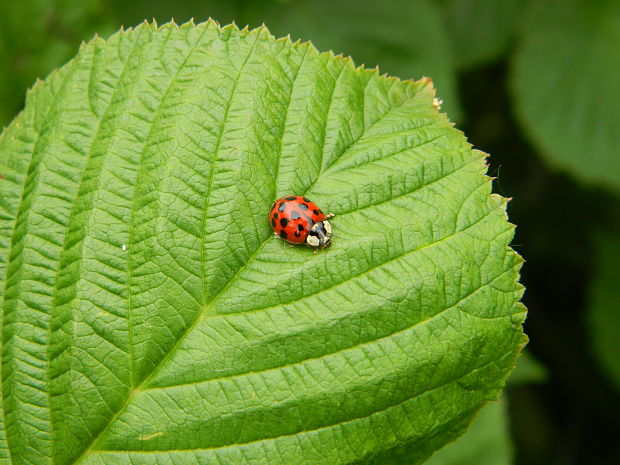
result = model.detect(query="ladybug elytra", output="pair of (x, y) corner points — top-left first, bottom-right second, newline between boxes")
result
(269, 195), (334, 251)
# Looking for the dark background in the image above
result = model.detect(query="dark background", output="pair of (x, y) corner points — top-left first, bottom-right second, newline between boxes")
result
(1, 1), (619, 464)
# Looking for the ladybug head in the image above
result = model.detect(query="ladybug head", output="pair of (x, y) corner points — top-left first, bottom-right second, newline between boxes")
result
(306, 220), (332, 248)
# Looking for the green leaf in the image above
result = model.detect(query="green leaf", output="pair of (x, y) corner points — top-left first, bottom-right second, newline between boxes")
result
(424, 396), (513, 465)
(242, 0), (462, 121)
(438, 0), (525, 70)
(512, 0), (620, 191)
(0, 21), (525, 465)
(105, 0), (238, 28)
(508, 350), (548, 386)
(587, 231), (620, 393)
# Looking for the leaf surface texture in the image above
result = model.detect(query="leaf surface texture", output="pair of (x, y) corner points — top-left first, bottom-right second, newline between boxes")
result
(0, 21), (525, 465)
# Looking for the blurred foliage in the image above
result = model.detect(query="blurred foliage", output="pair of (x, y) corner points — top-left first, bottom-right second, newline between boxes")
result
(439, 0), (525, 70)
(513, 0), (620, 191)
(0, 0), (113, 126)
(588, 231), (620, 393)
(0, 0), (619, 464)
(507, 350), (548, 386)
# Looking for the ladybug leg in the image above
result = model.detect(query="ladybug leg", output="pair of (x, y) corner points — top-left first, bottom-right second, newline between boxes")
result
(288, 244), (295, 248)
(325, 213), (335, 219)
(313, 248), (318, 255)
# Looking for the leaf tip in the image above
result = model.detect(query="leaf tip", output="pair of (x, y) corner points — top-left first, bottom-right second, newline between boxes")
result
(418, 76), (435, 91)
(76, 31), (103, 62)
(276, 34), (294, 46)
(177, 19), (196, 30)
(133, 20), (150, 33)
(324, 49), (357, 72)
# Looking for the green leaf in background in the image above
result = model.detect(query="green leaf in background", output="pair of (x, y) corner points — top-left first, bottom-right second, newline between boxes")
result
(0, 0), (112, 127)
(512, 0), (620, 191)
(244, 0), (462, 121)
(0, 21), (525, 465)
(425, 397), (512, 465)
(587, 231), (620, 393)
(438, 0), (524, 70)
(507, 350), (548, 386)
(105, 0), (238, 29)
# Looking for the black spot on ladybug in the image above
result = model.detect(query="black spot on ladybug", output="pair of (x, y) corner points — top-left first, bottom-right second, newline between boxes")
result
(294, 232), (300, 238)
(313, 209), (319, 215)
(278, 203), (285, 212)
(280, 218), (289, 228)
(297, 224), (304, 231)
(271, 219), (276, 228)
(274, 213), (279, 219)
(280, 230), (288, 239)
(303, 197), (311, 202)
(299, 203), (308, 210)
(285, 196), (296, 200)
(290, 210), (300, 220)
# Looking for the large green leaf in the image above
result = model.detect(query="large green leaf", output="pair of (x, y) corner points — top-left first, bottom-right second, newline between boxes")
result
(512, 0), (620, 191)
(587, 231), (620, 393)
(0, 21), (525, 465)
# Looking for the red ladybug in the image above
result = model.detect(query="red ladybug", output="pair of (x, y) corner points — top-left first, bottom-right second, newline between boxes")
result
(269, 196), (334, 250)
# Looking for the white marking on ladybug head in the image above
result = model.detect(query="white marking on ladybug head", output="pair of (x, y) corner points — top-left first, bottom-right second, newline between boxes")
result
(323, 220), (332, 235)
(307, 235), (320, 247)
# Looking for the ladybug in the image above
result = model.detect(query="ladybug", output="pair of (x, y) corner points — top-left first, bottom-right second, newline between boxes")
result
(269, 195), (334, 251)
